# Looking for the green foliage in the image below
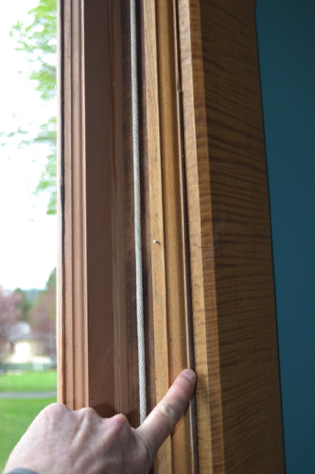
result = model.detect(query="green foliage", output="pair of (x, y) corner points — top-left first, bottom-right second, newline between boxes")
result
(13, 288), (33, 321)
(0, 370), (57, 393)
(45, 267), (56, 290)
(34, 118), (57, 215)
(0, 396), (56, 471)
(10, 0), (57, 215)
(11, 0), (57, 101)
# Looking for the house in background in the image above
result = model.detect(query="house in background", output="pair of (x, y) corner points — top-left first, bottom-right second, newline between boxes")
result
(1, 321), (54, 371)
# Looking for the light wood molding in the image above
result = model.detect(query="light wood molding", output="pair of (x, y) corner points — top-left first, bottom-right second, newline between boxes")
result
(58, 0), (135, 419)
(140, 0), (196, 472)
(58, 0), (89, 409)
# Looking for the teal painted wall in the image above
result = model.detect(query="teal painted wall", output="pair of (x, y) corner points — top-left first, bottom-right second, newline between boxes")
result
(256, 1), (315, 472)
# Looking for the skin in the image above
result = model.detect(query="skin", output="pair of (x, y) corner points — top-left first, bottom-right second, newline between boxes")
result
(4, 369), (197, 474)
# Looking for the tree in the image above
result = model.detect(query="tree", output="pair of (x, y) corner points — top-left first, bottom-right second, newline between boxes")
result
(0, 288), (22, 363)
(29, 268), (56, 360)
(10, 0), (57, 215)
(14, 288), (33, 322)
(33, 117), (57, 215)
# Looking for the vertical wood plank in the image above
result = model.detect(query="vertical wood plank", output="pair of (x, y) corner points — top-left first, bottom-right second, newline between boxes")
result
(155, 1), (195, 472)
(140, 1), (196, 472)
(178, 1), (225, 471)
(59, 0), (135, 420)
(120, 0), (142, 428)
(178, 0), (285, 472)
(83, 0), (116, 418)
(142, 2), (172, 470)
(58, 0), (89, 410)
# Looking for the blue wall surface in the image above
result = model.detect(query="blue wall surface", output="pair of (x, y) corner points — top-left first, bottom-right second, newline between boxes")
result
(256, 1), (315, 472)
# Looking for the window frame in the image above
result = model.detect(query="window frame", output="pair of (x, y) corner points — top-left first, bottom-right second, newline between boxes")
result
(58, 0), (284, 472)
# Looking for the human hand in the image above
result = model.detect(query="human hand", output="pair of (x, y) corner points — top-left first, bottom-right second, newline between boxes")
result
(4, 369), (197, 474)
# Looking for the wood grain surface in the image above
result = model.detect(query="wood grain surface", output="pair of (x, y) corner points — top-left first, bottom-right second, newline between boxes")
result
(178, 0), (285, 472)
(140, 0), (196, 472)
(58, 0), (90, 410)
(59, 0), (140, 422)
(59, 0), (284, 471)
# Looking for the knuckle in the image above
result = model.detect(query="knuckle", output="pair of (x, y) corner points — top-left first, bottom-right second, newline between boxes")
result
(78, 406), (97, 419)
(34, 403), (69, 428)
(157, 400), (180, 426)
(112, 413), (129, 427)
(107, 413), (130, 436)
(115, 413), (129, 423)
(42, 402), (68, 417)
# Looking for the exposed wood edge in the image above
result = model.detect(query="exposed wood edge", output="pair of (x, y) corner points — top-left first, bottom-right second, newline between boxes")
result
(57, 0), (63, 404)
(142, 2), (171, 470)
(109, 0), (130, 419)
(58, 0), (89, 409)
(177, 0), (226, 472)
(156, 1), (196, 472)
(172, 2), (200, 469)
(141, 1), (197, 471)
(197, 1), (284, 470)
(120, 0), (141, 428)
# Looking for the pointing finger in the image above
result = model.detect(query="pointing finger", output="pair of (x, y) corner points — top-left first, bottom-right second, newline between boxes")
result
(137, 369), (197, 453)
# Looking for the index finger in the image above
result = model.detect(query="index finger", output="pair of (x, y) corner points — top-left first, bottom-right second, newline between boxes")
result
(137, 369), (197, 452)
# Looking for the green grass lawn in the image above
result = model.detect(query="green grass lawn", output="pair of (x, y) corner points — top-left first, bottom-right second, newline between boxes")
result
(0, 370), (57, 392)
(0, 371), (57, 470)
(0, 396), (56, 472)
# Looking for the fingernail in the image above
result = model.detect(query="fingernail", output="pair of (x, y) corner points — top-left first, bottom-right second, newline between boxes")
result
(183, 369), (197, 383)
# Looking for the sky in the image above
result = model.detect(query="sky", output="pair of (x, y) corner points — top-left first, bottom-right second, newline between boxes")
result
(0, 0), (57, 290)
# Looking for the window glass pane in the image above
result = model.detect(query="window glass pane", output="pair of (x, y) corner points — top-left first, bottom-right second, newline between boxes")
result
(0, 1), (57, 470)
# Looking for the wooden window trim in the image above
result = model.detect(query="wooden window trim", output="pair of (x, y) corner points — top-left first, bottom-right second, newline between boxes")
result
(139, 1), (197, 471)
(178, 1), (284, 471)
(58, 0), (134, 417)
(58, 0), (284, 472)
